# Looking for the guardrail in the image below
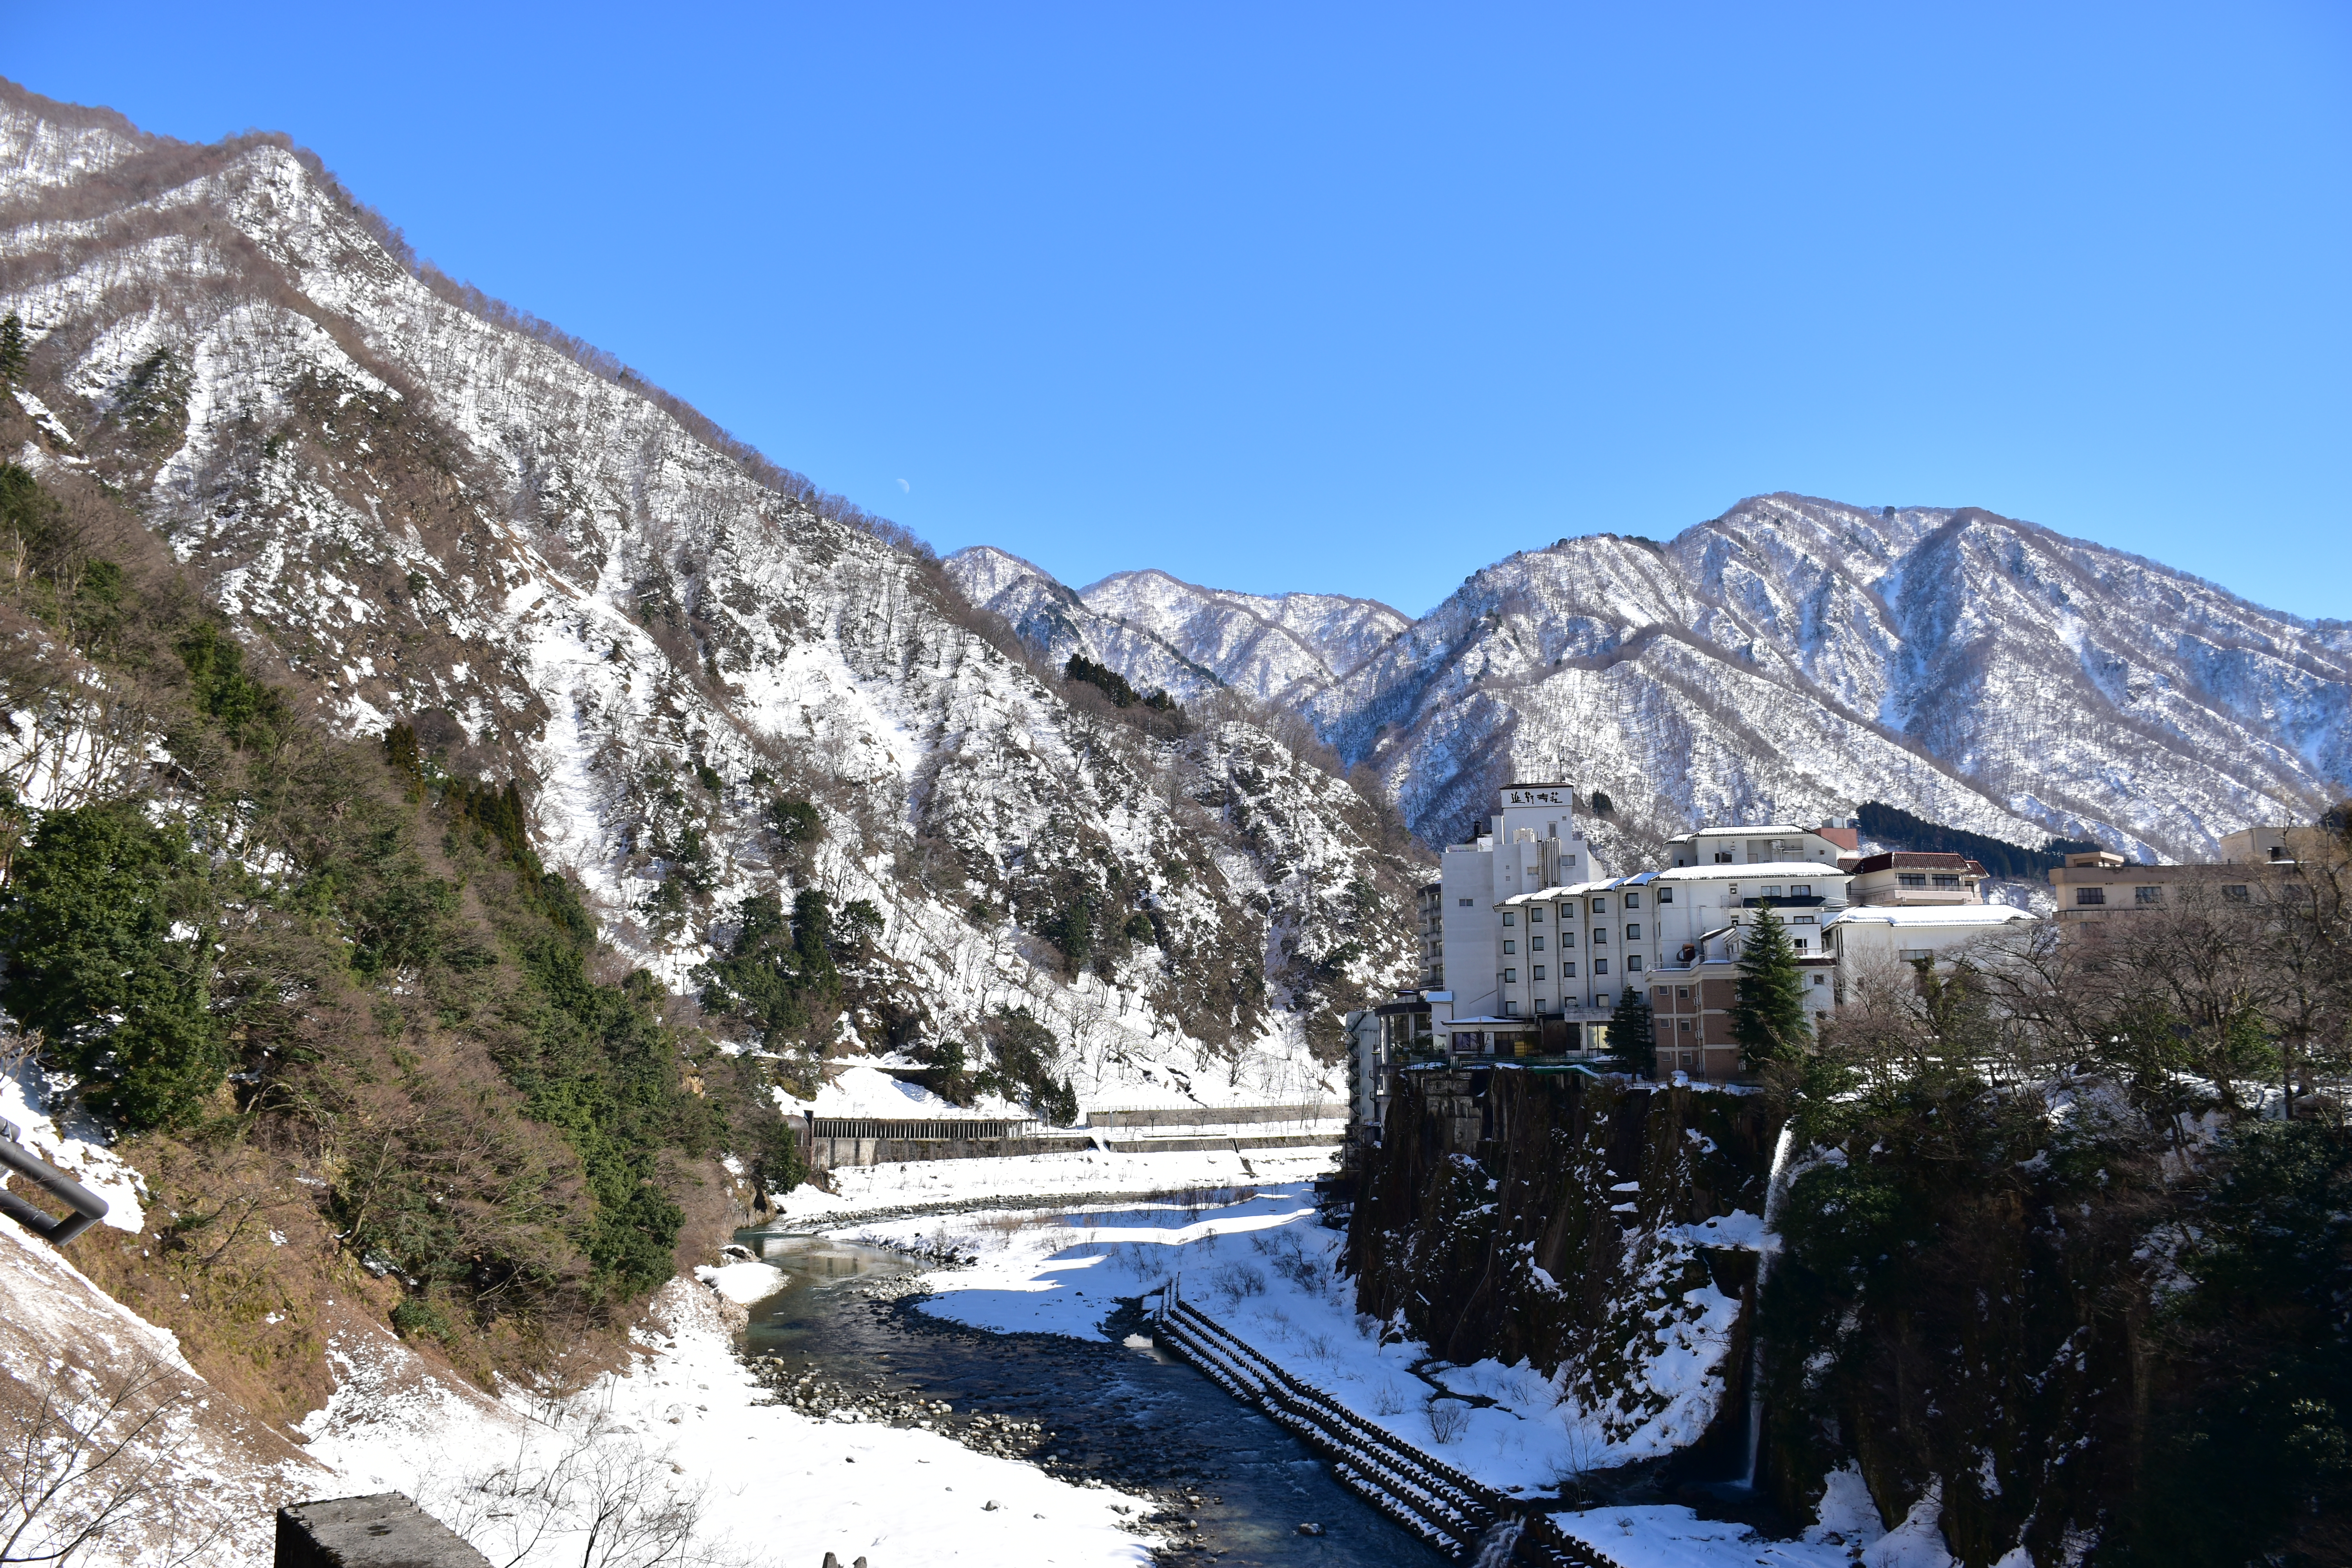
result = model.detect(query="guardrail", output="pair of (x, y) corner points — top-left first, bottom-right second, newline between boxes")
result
(805, 1116), (1040, 1140)
(1151, 1277), (1632, 1566)
(0, 1118), (110, 1246)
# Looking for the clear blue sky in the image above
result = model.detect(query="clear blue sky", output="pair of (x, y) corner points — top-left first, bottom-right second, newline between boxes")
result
(12, 3), (2350, 619)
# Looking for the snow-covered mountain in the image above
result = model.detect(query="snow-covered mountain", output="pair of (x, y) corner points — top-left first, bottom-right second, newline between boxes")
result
(1314, 497), (2351, 861)
(1075, 570), (1410, 703)
(974, 497), (2351, 864)
(942, 550), (1412, 707)
(943, 546), (1223, 702)
(0, 82), (1421, 1100)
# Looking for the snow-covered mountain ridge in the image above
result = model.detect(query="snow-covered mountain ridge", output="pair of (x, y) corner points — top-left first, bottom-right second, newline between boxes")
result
(0, 80), (1421, 1104)
(973, 499), (2351, 864)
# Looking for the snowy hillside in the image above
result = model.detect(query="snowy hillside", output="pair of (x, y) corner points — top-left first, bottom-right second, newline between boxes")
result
(1078, 569), (1410, 703)
(971, 495), (2350, 864)
(1311, 497), (2352, 859)
(0, 81), (1422, 1104)
(943, 545), (1221, 702)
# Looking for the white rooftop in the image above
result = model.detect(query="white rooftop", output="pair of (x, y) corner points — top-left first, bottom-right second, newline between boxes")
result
(1827, 906), (2034, 927)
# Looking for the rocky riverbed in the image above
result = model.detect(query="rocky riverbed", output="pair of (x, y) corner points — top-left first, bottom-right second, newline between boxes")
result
(736, 1231), (1446, 1564)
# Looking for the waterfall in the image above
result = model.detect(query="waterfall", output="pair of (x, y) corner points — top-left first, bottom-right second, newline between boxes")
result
(1469, 1517), (1525, 1568)
(1743, 1119), (1800, 1489)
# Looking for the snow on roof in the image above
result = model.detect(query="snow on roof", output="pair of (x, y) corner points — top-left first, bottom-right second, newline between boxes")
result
(1498, 862), (1849, 904)
(1651, 861), (1849, 880)
(1671, 823), (1815, 837)
(1827, 905), (2034, 927)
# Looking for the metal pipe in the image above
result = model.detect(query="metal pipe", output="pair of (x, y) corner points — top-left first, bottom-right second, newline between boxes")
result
(0, 1126), (110, 1247)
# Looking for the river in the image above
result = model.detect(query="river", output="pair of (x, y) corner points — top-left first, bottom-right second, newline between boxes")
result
(736, 1229), (1449, 1566)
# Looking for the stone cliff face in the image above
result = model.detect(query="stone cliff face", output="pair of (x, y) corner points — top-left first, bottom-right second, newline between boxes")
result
(1350, 1067), (2237, 1566)
(1347, 1066), (1779, 1472)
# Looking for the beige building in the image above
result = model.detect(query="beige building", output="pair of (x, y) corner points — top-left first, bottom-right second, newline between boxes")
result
(1846, 851), (1987, 906)
(2051, 844), (2317, 941)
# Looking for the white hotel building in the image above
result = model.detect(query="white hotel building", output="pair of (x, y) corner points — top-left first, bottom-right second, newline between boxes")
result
(1403, 789), (2020, 1073)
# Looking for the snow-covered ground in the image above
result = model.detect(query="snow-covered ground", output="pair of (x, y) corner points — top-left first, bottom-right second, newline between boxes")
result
(831, 1181), (1940, 1567)
(303, 1275), (1160, 1568)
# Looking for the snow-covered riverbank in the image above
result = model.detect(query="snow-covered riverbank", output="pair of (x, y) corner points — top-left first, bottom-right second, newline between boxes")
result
(829, 1181), (1924, 1568)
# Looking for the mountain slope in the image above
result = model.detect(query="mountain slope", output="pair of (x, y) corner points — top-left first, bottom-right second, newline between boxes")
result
(1310, 496), (2350, 859)
(964, 497), (2348, 866)
(0, 80), (1422, 1109)
(1078, 569), (1409, 703)
(942, 545), (1221, 702)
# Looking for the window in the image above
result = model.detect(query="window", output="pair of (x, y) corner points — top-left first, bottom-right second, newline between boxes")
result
(1791, 938), (1808, 952)
(1899, 948), (1932, 962)
(2076, 887), (2106, 906)
(2223, 884), (2250, 903)
(1531, 936), (1545, 951)
(1625, 892), (1641, 909)
(1679, 1018), (1691, 1031)
(2134, 886), (2162, 906)
(1528, 907), (1544, 922)
(1459, 897), (1473, 906)
(1503, 911), (1516, 926)
(1625, 924), (1641, 941)
(1897, 873), (1927, 888)
(1535, 999), (1547, 1013)
(1791, 885), (1811, 897)
(1503, 940), (1516, 955)
(1596, 993), (1610, 1007)
(1562, 962), (1577, 978)
(1561, 930), (1576, 946)
(1626, 954), (1643, 971)
(1591, 898), (1607, 913)
(1763, 885), (1783, 898)
(1677, 987), (1690, 999)
(1713, 852), (1733, 863)
(1812, 974), (1827, 986)
(1931, 875), (1960, 889)
(1532, 965), (1545, 981)
(1503, 968), (1517, 983)
(1592, 927), (1608, 944)
(1658, 887), (1673, 903)
(1595, 958), (1610, 975)
(1504, 1001), (1517, 1016)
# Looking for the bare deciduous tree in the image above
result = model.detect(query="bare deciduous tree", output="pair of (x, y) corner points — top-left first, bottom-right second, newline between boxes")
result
(0, 1356), (223, 1567)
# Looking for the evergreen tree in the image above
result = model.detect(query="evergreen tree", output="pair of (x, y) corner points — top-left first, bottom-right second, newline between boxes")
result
(1731, 907), (1811, 1063)
(0, 801), (225, 1129)
(1605, 985), (1656, 1074)
(0, 314), (27, 388)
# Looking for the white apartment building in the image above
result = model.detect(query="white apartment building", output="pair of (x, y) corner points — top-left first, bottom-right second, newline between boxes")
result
(1497, 851), (1852, 1016)
(1432, 785), (1604, 1023)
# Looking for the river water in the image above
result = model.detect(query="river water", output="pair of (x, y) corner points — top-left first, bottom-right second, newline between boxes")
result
(737, 1231), (1447, 1566)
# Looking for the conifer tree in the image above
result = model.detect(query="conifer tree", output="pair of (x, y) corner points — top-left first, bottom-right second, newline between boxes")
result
(1605, 985), (1656, 1075)
(1730, 907), (1810, 1063)
(0, 314), (27, 388)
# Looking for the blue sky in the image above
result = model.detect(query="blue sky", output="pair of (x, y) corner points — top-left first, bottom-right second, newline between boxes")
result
(12, 3), (2349, 618)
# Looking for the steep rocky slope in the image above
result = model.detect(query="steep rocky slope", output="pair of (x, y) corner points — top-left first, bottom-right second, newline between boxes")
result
(983, 496), (2350, 864)
(0, 80), (1422, 1104)
(1077, 568), (1410, 703)
(1314, 497), (2352, 860)
(942, 545), (1221, 703)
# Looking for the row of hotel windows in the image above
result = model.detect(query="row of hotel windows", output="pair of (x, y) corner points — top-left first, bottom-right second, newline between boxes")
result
(1501, 926), (1641, 952)
(1501, 958), (1627, 982)
(1475, 882), (1823, 921)
(2076, 884), (2256, 907)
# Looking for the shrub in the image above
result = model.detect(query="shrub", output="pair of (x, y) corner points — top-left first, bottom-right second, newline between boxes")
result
(0, 802), (226, 1130)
